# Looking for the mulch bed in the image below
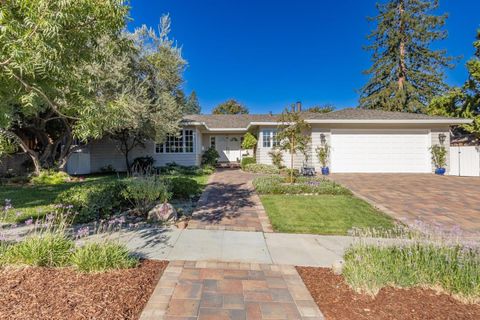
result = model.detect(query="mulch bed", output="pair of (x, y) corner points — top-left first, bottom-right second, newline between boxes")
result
(297, 267), (480, 320)
(0, 260), (167, 320)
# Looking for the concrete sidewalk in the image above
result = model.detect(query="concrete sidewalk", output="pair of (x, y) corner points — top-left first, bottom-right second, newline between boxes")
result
(108, 227), (353, 267)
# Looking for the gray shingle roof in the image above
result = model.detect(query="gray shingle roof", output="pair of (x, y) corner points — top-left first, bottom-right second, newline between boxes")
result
(182, 108), (465, 129)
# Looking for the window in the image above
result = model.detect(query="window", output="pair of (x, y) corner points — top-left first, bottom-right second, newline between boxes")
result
(155, 130), (196, 154)
(262, 129), (279, 148)
(210, 136), (216, 148)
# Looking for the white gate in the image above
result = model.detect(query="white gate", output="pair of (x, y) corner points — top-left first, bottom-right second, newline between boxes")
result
(449, 146), (480, 177)
(66, 152), (91, 175)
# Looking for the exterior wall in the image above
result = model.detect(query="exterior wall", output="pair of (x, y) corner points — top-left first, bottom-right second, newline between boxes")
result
(202, 133), (253, 162)
(256, 126), (310, 169)
(89, 127), (202, 173)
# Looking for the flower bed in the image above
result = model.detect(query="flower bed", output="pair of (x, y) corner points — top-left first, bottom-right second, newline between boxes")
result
(253, 175), (351, 195)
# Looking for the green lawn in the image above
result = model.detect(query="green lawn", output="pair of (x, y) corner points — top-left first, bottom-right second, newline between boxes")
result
(0, 172), (211, 223)
(260, 194), (395, 235)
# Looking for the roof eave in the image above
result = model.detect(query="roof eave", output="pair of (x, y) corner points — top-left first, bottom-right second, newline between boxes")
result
(305, 119), (473, 125)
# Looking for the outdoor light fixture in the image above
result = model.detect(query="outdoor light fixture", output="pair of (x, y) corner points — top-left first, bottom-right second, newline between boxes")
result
(320, 133), (326, 145)
(439, 133), (446, 145)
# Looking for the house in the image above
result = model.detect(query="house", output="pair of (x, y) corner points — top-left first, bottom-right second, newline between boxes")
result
(66, 107), (471, 175)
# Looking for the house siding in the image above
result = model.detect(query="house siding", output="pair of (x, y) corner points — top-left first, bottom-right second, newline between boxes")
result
(89, 127), (202, 173)
(256, 126), (310, 169)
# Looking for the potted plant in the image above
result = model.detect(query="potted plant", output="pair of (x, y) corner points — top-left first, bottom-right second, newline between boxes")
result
(430, 144), (447, 175)
(316, 143), (330, 175)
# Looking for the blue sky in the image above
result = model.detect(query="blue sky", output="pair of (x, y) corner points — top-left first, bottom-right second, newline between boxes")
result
(129, 0), (480, 114)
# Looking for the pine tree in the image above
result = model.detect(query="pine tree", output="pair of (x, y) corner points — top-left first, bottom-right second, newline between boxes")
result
(185, 91), (201, 114)
(360, 0), (454, 113)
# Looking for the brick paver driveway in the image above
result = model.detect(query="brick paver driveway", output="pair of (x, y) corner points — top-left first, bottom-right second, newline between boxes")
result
(188, 169), (273, 232)
(329, 174), (480, 235)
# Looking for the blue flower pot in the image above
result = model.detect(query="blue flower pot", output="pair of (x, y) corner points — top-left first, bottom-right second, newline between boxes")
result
(435, 167), (446, 175)
(321, 167), (330, 175)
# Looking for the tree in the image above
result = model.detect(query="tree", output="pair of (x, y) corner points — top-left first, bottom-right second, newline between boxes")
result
(241, 132), (258, 157)
(185, 91), (201, 114)
(360, 0), (454, 113)
(307, 105), (335, 113)
(276, 106), (311, 183)
(106, 16), (186, 172)
(0, 0), (128, 174)
(212, 99), (249, 114)
(427, 31), (480, 137)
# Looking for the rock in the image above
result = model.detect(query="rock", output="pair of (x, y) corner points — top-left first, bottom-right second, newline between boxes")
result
(148, 202), (177, 222)
(332, 260), (344, 275)
(175, 220), (188, 229)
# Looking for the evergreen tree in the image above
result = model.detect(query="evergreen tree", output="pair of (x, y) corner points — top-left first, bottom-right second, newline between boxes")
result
(185, 91), (201, 114)
(428, 31), (480, 137)
(360, 0), (454, 113)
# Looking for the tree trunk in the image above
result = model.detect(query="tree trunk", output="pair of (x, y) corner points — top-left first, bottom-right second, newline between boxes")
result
(0, 129), (42, 175)
(398, 0), (407, 91)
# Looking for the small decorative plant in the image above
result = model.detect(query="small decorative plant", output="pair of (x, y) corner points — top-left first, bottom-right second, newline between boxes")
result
(316, 143), (330, 175)
(268, 149), (284, 169)
(201, 146), (220, 166)
(430, 145), (447, 175)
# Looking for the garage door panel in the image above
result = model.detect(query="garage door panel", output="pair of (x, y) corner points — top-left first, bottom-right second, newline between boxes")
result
(331, 130), (431, 173)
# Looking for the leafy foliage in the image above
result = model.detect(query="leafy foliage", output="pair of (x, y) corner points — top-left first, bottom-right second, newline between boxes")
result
(268, 149), (284, 169)
(121, 177), (171, 214)
(201, 147), (220, 166)
(307, 105), (335, 113)
(360, 0), (454, 112)
(212, 99), (249, 114)
(241, 132), (257, 150)
(55, 181), (126, 223)
(430, 144), (447, 169)
(241, 157), (256, 170)
(31, 170), (70, 185)
(315, 143), (330, 168)
(276, 107), (311, 183)
(163, 176), (202, 199)
(428, 31), (480, 137)
(71, 242), (138, 273)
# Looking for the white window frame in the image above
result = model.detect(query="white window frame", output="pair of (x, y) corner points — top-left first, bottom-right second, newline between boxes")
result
(210, 136), (216, 148)
(154, 129), (196, 154)
(262, 129), (279, 148)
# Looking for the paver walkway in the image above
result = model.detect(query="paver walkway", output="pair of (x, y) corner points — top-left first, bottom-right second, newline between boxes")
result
(140, 260), (324, 320)
(329, 173), (480, 236)
(188, 169), (273, 232)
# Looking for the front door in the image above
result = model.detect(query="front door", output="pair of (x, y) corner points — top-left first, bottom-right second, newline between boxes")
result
(213, 135), (242, 162)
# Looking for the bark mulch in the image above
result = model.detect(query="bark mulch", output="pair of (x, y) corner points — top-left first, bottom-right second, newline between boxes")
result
(297, 266), (480, 320)
(0, 260), (167, 320)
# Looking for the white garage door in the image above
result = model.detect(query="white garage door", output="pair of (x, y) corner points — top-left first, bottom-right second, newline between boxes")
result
(331, 130), (431, 173)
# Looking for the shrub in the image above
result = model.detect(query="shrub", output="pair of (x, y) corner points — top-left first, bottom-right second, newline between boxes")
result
(315, 143), (330, 168)
(430, 144), (447, 169)
(121, 176), (171, 214)
(343, 242), (480, 303)
(71, 242), (138, 273)
(241, 132), (257, 150)
(243, 163), (280, 174)
(253, 175), (350, 195)
(56, 181), (126, 223)
(131, 156), (155, 173)
(99, 164), (116, 173)
(163, 176), (201, 199)
(200, 164), (215, 175)
(241, 157), (256, 169)
(31, 170), (70, 185)
(1, 233), (74, 267)
(268, 150), (284, 169)
(201, 147), (220, 166)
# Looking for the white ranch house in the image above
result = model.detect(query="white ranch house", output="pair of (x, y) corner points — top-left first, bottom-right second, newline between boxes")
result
(67, 108), (472, 175)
